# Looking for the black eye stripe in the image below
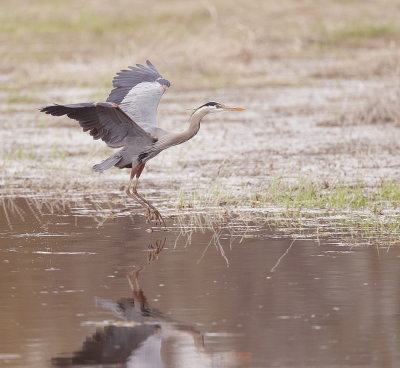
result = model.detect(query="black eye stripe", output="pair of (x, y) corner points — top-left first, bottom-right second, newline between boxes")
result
(200, 101), (220, 108)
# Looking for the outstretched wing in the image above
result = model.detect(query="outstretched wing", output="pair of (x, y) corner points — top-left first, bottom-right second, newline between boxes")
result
(40, 102), (149, 148)
(107, 60), (162, 104)
(106, 60), (171, 135)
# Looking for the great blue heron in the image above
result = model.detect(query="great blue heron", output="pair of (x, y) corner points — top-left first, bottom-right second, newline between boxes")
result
(40, 61), (245, 225)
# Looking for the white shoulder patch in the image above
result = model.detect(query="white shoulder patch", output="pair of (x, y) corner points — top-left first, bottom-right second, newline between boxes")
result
(119, 81), (164, 132)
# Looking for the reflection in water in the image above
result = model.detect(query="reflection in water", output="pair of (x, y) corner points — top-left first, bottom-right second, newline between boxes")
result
(51, 239), (166, 367)
(52, 238), (247, 368)
(52, 323), (163, 367)
(3, 198), (400, 367)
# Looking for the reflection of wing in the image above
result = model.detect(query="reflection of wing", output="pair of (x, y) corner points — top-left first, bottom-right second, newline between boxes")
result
(51, 324), (162, 367)
(106, 60), (171, 135)
(126, 333), (164, 368)
(41, 102), (149, 148)
(95, 297), (162, 323)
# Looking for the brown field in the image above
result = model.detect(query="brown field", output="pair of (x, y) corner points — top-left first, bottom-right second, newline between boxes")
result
(2, 0), (400, 90)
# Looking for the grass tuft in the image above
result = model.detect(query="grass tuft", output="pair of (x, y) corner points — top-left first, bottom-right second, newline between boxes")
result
(337, 81), (400, 125)
(177, 178), (400, 213)
(330, 23), (399, 44)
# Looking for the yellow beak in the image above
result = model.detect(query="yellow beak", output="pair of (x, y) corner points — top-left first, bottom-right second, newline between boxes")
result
(222, 106), (247, 111)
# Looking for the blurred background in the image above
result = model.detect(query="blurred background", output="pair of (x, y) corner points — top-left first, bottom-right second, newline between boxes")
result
(2, 0), (400, 94)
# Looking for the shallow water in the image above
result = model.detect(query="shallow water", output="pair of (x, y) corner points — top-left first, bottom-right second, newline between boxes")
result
(1, 199), (400, 368)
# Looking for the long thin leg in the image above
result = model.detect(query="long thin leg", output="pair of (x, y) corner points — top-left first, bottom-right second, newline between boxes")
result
(125, 165), (150, 210)
(126, 164), (166, 227)
(128, 164), (152, 217)
(126, 164), (143, 196)
(132, 185), (166, 227)
(127, 268), (142, 292)
(132, 164), (166, 226)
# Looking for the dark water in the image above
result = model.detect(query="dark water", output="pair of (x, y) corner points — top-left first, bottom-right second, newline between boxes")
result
(1, 199), (400, 368)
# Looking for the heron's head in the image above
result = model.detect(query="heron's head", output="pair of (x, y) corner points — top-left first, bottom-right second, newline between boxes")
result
(195, 101), (246, 114)
(157, 78), (171, 91)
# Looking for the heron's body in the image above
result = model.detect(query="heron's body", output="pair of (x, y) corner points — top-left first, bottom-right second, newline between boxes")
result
(41, 61), (245, 225)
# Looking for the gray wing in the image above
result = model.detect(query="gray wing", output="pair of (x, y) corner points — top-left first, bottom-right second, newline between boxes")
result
(40, 102), (149, 148)
(107, 60), (162, 104)
(106, 60), (170, 135)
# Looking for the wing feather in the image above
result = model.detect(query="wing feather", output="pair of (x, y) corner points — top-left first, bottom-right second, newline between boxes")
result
(106, 60), (163, 105)
(106, 60), (171, 134)
(40, 102), (149, 148)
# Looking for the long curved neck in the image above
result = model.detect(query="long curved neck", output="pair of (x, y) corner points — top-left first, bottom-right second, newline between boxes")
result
(142, 108), (210, 161)
(185, 108), (209, 139)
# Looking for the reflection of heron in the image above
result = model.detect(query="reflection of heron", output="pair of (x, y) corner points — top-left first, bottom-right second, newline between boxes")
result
(40, 61), (246, 225)
(127, 237), (166, 293)
(51, 237), (203, 368)
(51, 237), (251, 367)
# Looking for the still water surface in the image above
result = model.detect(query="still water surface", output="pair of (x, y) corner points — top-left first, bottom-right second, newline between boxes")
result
(1, 199), (399, 367)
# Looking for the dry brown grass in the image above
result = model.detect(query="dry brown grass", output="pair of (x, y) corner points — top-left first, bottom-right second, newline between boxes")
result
(318, 75), (400, 126)
(348, 81), (400, 125)
(2, 0), (400, 95)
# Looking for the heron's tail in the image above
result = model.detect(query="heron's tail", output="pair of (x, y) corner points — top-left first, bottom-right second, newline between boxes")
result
(93, 154), (122, 172)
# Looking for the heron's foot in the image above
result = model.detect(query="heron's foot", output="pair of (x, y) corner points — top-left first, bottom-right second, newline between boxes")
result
(124, 188), (166, 228)
(145, 206), (166, 228)
(153, 209), (166, 228)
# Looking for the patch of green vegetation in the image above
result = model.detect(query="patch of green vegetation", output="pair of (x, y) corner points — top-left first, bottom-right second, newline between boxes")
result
(177, 177), (400, 213)
(0, 2), (211, 41)
(0, 11), (147, 38)
(49, 144), (67, 161)
(0, 145), (38, 162)
(320, 22), (400, 47)
(255, 178), (400, 211)
(38, 120), (48, 129)
(0, 140), (69, 165)
(376, 180), (400, 202)
(266, 209), (400, 246)
(332, 23), (398, 41)
(175, 178), (400, 245)
(176, 183), (240, 209)
(89, 89), (109, 102)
